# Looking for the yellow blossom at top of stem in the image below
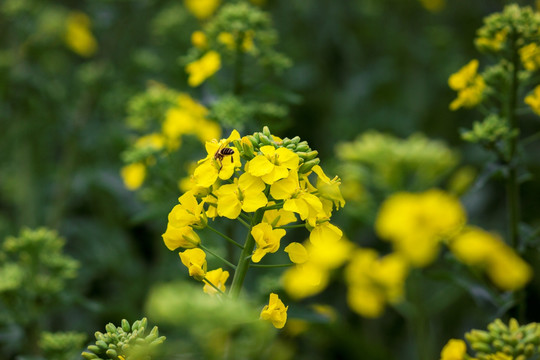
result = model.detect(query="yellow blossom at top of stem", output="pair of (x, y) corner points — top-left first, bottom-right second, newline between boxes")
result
(525, 85), (540, 116)
(64, 11), (98, 57)
(186, 51), (221, 87)
(284, 242), (308, 264)
(203, 268), (229, 295)
(193, 130), (241, 187)
(260, 293), (288, 329)
(179, 248), (207, 281)
(120, 162), (146, 191)
(184, 0), (221, 20)
(247, 145), (300, 184)
(448, 59), (486, 111)
(214, 173), (268, 219)
(440, 339), (467, 360)
(519, 43), (540, 71)
(251, 222), (286, 263)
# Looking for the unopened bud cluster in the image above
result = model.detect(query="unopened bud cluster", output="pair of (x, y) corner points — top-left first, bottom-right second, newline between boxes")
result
(233, 126), (321, 174)
(82, 318), (165, 360)
(465, 318), (540, 360)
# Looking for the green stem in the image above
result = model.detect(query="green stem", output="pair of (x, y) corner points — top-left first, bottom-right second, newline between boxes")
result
(233, 31), (245, 96)
(203, 277), (226, 295)
(237, 217), (251, 229)
(506, 29), (521, 251)
(277, 223), (306, 230)
(199, 244), (237, 270)
(229, 209), (265, 298)
(206, 224), (244, 249)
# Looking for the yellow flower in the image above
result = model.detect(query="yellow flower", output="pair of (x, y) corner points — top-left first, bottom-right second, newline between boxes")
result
(193, 130), (241, 187)
(263, 207), (298, 227)
(134, 133), (165, 151)
(311, 165), (345, 210)
(475, 29), (508, 52)
(306, 236), (353, 270)
(282, 262), (329, 300)
(203, 268), (229, 295)
(520, 43), (540, 71)
(162, 108), (196, 147)
(284, 242), (308, 264)
(184, 0), (221, 20)
(448, 59), (486, 111)
(162, 224), (200, 250)
(440, 339), (467, 360)
(260, 293), (288, 329)
(450, 227), (532, 291)
(64, 11), (98, 57)
(345, 249), (409, 317)
(185, 51), (221, 87)
(191, 30), (208, 49)
(309, 222), (342, 246)
(247, 145), (300, 184)
(525, 85), (540, 116)
(121, 163), (146, 191)
(375, 189), (466, 267)
(215, 173), (268, 219)
(217, 30), (255, 52)
(418, 0), (445, 12)
(251, 223), (286, 263)
(179, 248), (207, 281)
(167, 191), (206, 229)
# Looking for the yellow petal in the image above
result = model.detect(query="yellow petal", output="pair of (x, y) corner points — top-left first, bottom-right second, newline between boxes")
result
(284, 243), (308, 264)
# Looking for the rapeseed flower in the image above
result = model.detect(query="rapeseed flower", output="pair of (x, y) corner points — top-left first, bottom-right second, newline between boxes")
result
(64, 11), (97, 57)
(375, 189), (466, 267)
(191, 31), (208, 49)
(282, 263), (329, 299)
(203, 268), (229, 295)
(185, 51), (222, 87)
(440, 339), (468, 360)
(448, 59), (486, 111)
(525, 85), (540, 115)
(450, 227), (532, 291)
(251, 223), (286, 262)
(167, 191), (206, 229)
(263, 207), (298, 227)
(260, 293), (288, 329)
(120, 163), (146, 191)
(218, 30), (255, 52)
(162, 224), (200, 251)
(520, 43), (540, 71)
(475, 29), (508, 52)
(179, 248), (207, 281)
(284, 243), (308, 264)
(247, 145), (299, 184)
(184, 0), (221, 20)
(214, 173), (268, 219)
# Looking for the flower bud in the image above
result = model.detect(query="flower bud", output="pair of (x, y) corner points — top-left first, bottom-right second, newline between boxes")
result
(299, 158), (321, 173)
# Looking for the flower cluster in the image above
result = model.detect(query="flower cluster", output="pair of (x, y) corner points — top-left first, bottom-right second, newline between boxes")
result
(64, 11), (98, 57)
(375, 189), (531, 290)
(448, 59), (486, 111)
(162, 126), (345, 328)
(121, 83), (221, 191)
(440, 318), (540, 360)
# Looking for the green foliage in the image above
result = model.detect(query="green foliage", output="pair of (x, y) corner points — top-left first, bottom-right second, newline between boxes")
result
(461, 114), (518, 146)
(39, 331), (87, 360)
(0, 228), (79, 324)
(82, 318), (165, 360)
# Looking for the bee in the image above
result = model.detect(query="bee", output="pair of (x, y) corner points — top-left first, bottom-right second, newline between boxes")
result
(214, 144), (235, 169)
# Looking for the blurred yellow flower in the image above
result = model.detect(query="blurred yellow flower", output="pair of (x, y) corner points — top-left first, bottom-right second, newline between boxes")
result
(218, 30), (255, 52)
(203, 268), (229, 295)
(134, 133), (165, 150)
(64, 11), (98, 57)
(282, 263), (329, 300)
(475, 29), (508, 52)
(251, 223), (286, 263)
(120, 162), (146, 191)
(184, 0), (221, 20)
(520, 43), (540, 71)
(450, 227), (532, 291)
(418, 0), (445, 12)
(375, 189), (466, 267)
(448, 59), (486, 111)
(186, 51), (221, 87)
(191, 30), (208, 49)
(309, 222), (342, 246)
(440, 339), (467, 360)
(525, 85), (540, 116)
(284, 242), (308, 264)
(347, 285), (385, 318)
(260, 293), (288, 329)
(179, 248), (207, 280)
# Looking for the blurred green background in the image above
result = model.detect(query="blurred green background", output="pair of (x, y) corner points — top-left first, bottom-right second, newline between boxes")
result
(2, 0), (540, 359)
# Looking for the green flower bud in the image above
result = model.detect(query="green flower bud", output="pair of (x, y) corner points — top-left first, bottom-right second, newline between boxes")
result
(299, 158), (320, 173)
(262, 126), (271, 137)
(471, 342), (493, 353)
(105, 323), (116, 334)
(493, 339), (505, 350)
(82, 352), (100, 360)
(121, 319), (130, 333)
(96, 340), (108, 349)
(525, 343), (535, 356)
(105, 349), (117, 358)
